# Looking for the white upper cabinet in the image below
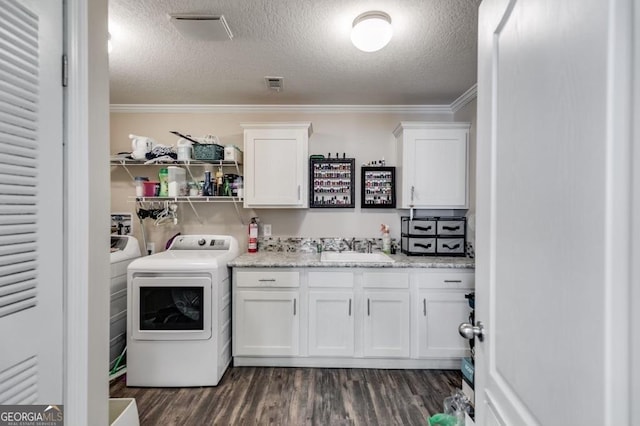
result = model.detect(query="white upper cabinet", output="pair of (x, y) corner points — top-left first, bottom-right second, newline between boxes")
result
(394, 122), (470, 209)
(242, 122), (312, 208)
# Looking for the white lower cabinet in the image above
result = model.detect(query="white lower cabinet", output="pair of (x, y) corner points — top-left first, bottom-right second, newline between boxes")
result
(363, 290), (410, 357)
(234, 290), (300, 356)
(417, 290), (471, 358)
(308, 291), (354, 356)
(233, 267), (473, 368)
(414, 271), (474, 359)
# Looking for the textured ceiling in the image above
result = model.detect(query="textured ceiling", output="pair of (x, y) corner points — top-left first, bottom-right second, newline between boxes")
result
(108, 0), (479, 105)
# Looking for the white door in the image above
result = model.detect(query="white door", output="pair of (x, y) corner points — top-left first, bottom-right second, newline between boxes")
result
(308, 291), (354, 357)
(234, 290), (300, 356)
(474, 0), (633, 425)
(0, 0), (63, 403)
(363, 291), (410, 358)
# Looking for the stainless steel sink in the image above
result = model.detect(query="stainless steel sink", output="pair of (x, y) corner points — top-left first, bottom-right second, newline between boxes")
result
(320, 251), (394, 263)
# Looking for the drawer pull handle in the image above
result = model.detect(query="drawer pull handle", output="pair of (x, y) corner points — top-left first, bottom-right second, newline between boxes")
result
(348, 299), (352, 316)
(415, 243), (432, 249)
(444, 279), (462, 283)
(414, 225), (432, 231)
(423, 298), (426, 316)
(442, 243), (461, 250)
(258, 279), (276, 282)
(293, 298), (296, 315)
(442, 225), (461, 231)
(367, 299), (370, 316)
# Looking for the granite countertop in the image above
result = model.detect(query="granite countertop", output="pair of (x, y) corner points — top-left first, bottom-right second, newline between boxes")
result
(228, 251), (475, 269)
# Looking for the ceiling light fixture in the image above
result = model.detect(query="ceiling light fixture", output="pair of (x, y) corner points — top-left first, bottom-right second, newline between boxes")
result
(350, 11), (393, 53)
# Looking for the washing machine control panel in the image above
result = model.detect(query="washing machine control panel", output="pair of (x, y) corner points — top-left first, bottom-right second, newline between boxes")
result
(169, 235), (233, 251)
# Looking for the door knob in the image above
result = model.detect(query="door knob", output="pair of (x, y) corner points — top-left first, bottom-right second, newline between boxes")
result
(458, 321), (484, 342)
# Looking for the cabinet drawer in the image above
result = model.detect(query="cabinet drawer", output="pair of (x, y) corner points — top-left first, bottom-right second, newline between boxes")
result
(363, 271), (409, 288)
(308, 271), (354, 288)
(436, 219), (466, 236)
(235, 270), (300, 287)
(401, 217), (436, 236)
(436, 238), (465, 254)
(401, 236), (436, 254)
(415, 272), (475, 289)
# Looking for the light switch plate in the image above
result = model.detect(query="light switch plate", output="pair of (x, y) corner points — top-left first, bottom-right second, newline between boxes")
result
(263, 224), (272, 237)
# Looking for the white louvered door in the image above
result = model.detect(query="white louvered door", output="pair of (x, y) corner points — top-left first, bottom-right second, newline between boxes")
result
(0, 0), (63, 403)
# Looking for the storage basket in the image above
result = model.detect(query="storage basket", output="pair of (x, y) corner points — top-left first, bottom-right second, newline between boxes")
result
(193, 143), (224, 161)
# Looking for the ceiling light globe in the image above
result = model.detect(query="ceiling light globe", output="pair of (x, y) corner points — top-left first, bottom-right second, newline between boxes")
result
(351, 11), (393, 53)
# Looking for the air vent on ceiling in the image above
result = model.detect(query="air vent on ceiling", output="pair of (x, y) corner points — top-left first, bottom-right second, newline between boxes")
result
(265, 76), (284, 92)
(169, 14), (233, 41)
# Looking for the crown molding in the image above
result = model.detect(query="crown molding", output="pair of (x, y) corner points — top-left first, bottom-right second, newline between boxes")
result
(110, 85), (478, 114)
(109, 103), (453, 114)
(450, 84), (478, 113)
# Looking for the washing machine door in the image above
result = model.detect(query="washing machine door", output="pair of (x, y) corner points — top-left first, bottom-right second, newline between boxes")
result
(131, 276), (212, 340)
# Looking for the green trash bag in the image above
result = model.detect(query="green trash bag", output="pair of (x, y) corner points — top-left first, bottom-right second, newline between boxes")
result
(427, 413), (460, 426)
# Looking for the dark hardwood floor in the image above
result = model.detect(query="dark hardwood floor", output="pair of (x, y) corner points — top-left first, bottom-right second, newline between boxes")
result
(110, 367), (461, 425)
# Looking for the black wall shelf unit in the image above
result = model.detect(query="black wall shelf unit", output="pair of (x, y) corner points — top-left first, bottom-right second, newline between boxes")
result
(361, 166), (396, 208)
(309, 158), (355, 208)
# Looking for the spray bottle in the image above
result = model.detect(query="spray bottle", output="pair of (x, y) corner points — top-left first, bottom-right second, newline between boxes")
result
(248, 217), (259, 253)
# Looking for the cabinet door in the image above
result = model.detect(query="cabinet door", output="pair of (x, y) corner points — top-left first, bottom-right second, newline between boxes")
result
(363, 291), (410, 358)
(396, 124), (469, 209)
(417, 290), (471, 358)
(242, 124), (310, 208)
(234, 290), (299, 356)
(308, 291), (354, 357)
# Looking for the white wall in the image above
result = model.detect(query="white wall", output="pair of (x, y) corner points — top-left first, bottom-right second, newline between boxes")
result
(110, 108), (476, 252)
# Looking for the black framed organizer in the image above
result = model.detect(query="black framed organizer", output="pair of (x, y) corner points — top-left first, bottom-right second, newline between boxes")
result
(361, 166), (396, 208)
(309, 157), (355, 208)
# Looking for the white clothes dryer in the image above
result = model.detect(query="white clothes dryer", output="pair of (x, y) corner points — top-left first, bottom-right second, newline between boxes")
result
(126, 235), (239, 387)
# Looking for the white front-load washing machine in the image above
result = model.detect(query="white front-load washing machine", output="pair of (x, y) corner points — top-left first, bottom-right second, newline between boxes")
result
(126, 235), (239, 387)
(110, 235), (141, 372)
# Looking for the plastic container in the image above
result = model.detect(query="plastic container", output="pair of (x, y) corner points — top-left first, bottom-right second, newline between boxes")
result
(176, 138), (192, 161)
(177, 145), (192, 161)
(158, 168), (169, 197)
(167, 166), (186, 197)
(134, 177), (148, 197)
(143, 181), (159, 197)
(224, 145), (243, 163)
